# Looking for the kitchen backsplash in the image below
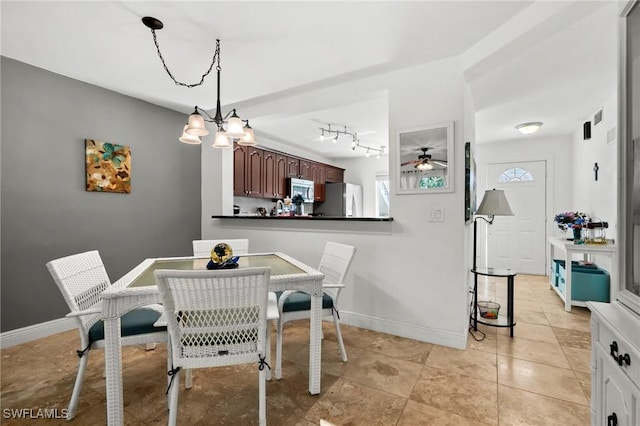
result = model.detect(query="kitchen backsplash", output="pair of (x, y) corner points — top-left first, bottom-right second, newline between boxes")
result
(234, 196), (314, 216)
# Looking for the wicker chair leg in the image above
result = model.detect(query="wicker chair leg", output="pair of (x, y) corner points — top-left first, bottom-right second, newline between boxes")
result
(333, 311), (347, 362)
(258, 367), (266, 426)
(184, 369), (193, 389)
(275, 319), (284, 380)
(266, 320), (273, 381)
(67, 352), (90, 420)
(167, 369), (180, 426)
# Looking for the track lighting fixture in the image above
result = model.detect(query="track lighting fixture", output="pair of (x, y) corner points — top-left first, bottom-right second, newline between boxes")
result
(317, 123), (385, 158)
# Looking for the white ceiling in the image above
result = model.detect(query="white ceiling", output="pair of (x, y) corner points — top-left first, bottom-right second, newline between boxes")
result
(1, 1), (619, 159)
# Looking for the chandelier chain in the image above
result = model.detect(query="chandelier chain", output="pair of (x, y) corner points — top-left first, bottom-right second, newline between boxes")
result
(150, 29), (220, 88)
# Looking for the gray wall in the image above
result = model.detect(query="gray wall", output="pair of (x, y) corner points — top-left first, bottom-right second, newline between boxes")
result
(1, 57), (202, 332)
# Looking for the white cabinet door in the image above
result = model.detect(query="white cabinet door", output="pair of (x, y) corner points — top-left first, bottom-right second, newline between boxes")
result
(597, 348), (640, 426)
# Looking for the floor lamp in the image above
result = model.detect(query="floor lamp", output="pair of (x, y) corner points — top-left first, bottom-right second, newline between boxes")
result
(473, 189), (514, 271)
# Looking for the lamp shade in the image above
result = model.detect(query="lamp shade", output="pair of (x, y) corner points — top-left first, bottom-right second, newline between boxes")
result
(225, 112), (245, 138)
(212, 130), (231, 148)
(179, 125), (202, 144)
(476, 189), (514, 216)
(186, 112), (210, 136)
(237, 125), (257, 146)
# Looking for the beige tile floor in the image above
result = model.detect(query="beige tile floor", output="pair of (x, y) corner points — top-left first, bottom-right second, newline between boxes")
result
(0, 274), (592, 425)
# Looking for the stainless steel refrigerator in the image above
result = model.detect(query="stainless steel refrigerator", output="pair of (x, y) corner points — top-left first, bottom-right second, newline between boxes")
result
(314, 182), (363, 217)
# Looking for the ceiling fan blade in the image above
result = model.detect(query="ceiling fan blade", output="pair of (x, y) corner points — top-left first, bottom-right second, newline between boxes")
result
(432, 160), (448, 167)
(401, 159), (420, 166)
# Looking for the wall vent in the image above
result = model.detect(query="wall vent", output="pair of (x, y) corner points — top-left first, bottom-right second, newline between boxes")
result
(607, 127), (617, 144)
(594, 109), (603, 126)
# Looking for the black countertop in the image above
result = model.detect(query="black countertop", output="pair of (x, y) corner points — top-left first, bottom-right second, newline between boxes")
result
(211, 215), (393, 222)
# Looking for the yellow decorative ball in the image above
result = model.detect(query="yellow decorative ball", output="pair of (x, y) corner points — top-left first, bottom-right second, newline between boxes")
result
(210, 243), (234, 265)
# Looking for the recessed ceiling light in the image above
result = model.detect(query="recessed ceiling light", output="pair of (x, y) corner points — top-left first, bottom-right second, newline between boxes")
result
(515, 122), (543, 135)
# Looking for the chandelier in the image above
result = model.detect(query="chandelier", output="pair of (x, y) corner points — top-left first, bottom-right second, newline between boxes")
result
(142, 17), (256, 148)
(318, 124), (385, 159)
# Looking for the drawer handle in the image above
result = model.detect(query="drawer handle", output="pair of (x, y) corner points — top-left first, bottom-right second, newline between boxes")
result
(617, 353), (631, 367)
(607, 412), (617, 426)
(610, 341), (631, 367)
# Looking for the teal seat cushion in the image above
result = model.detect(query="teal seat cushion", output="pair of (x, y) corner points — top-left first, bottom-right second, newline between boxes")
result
(275, 291), (333, 313)
(88, 308), (165, 343)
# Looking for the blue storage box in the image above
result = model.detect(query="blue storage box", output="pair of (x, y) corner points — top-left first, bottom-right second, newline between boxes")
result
(553, 259), (610, 302)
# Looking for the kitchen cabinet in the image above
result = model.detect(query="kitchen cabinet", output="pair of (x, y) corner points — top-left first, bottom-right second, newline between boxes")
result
(326, 166), (344, 183)
(264, 152), (287, 199)
(286, 157), (299, 178)
(299, 159), (312, 180)
(234, 144), (343, 200)
(310, 162), (326, 201)
(233, 144), (263, 197)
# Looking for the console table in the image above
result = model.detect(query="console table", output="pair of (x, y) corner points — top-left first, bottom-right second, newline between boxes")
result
(470, 267), (517, 337)
(548, 237), (617, 312)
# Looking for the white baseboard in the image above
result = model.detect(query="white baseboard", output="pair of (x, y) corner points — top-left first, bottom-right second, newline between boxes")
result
(1, 312), (468, 350)
(340, 311), (467, 350)
(0, 317), (75, 349)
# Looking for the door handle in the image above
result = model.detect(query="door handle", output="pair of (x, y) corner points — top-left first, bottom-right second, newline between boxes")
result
(607, 412), (617, 426)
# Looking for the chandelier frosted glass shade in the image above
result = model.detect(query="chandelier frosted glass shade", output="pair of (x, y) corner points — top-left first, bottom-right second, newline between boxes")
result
(225, 113), (246, 139)
(238, 124), (257, 146)
(212, 131), (231, 148)
(179, 125), (202, 144)
(186, 112), (210, 136)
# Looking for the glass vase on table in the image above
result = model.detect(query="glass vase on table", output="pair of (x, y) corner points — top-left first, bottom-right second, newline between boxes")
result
(571, 226), (582, 241)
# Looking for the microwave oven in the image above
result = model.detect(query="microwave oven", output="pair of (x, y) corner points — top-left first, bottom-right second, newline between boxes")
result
(288, 178), (314, 203)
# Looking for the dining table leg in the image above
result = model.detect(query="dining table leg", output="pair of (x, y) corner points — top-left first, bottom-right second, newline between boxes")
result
(308, 290), (322, 395)
(104, 315), (124, 425)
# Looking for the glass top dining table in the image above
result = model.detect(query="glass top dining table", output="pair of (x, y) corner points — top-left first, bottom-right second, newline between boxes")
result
(100, 252), (325, 425)
(127, 254), (307, 288)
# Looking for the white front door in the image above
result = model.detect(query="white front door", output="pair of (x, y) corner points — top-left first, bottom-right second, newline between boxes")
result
(485, 161), (547, 274)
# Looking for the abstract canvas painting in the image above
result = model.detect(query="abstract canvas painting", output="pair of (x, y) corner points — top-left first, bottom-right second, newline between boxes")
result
(85, 139), (131, 193)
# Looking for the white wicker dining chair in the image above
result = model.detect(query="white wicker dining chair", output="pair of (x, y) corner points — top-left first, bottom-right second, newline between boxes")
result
(185, 237), (252, 389)
(155, 267), (273, 426)
(46, 250), (167, 420)
(274, 241), (356, 380)
(192, 239), (249, 257)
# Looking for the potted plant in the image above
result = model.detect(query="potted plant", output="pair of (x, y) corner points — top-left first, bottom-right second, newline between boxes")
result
(292, 194), (305, 215)
(554, 211), (588, 240)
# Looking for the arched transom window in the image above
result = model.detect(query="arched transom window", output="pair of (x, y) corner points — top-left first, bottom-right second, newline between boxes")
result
(498, 167), (533, 182)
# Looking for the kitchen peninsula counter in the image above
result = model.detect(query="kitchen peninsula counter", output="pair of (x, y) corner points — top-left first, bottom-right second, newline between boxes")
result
(211, 215), (393, 222)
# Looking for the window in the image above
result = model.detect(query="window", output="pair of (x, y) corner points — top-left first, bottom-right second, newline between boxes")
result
(375, 174), (389, 217)
(498, 167), (533, 182)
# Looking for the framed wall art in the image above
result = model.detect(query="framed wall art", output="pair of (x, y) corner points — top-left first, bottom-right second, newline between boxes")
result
(85, 139), (131, 193)
(397, 121), (454, 194)
(465, 141), (477, 223)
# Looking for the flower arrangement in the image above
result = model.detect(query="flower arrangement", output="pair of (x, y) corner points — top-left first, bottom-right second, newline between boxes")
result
(554, 211), (588, 231)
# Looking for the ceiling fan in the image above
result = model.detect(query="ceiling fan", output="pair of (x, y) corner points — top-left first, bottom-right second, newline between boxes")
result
(401, 148), (448, 170)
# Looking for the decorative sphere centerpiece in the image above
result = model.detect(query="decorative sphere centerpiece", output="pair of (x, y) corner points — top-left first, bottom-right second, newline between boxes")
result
(206, 243), (239, 269)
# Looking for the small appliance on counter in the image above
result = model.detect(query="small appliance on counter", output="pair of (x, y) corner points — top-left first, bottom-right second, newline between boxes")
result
(233, 205), (240, 215)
